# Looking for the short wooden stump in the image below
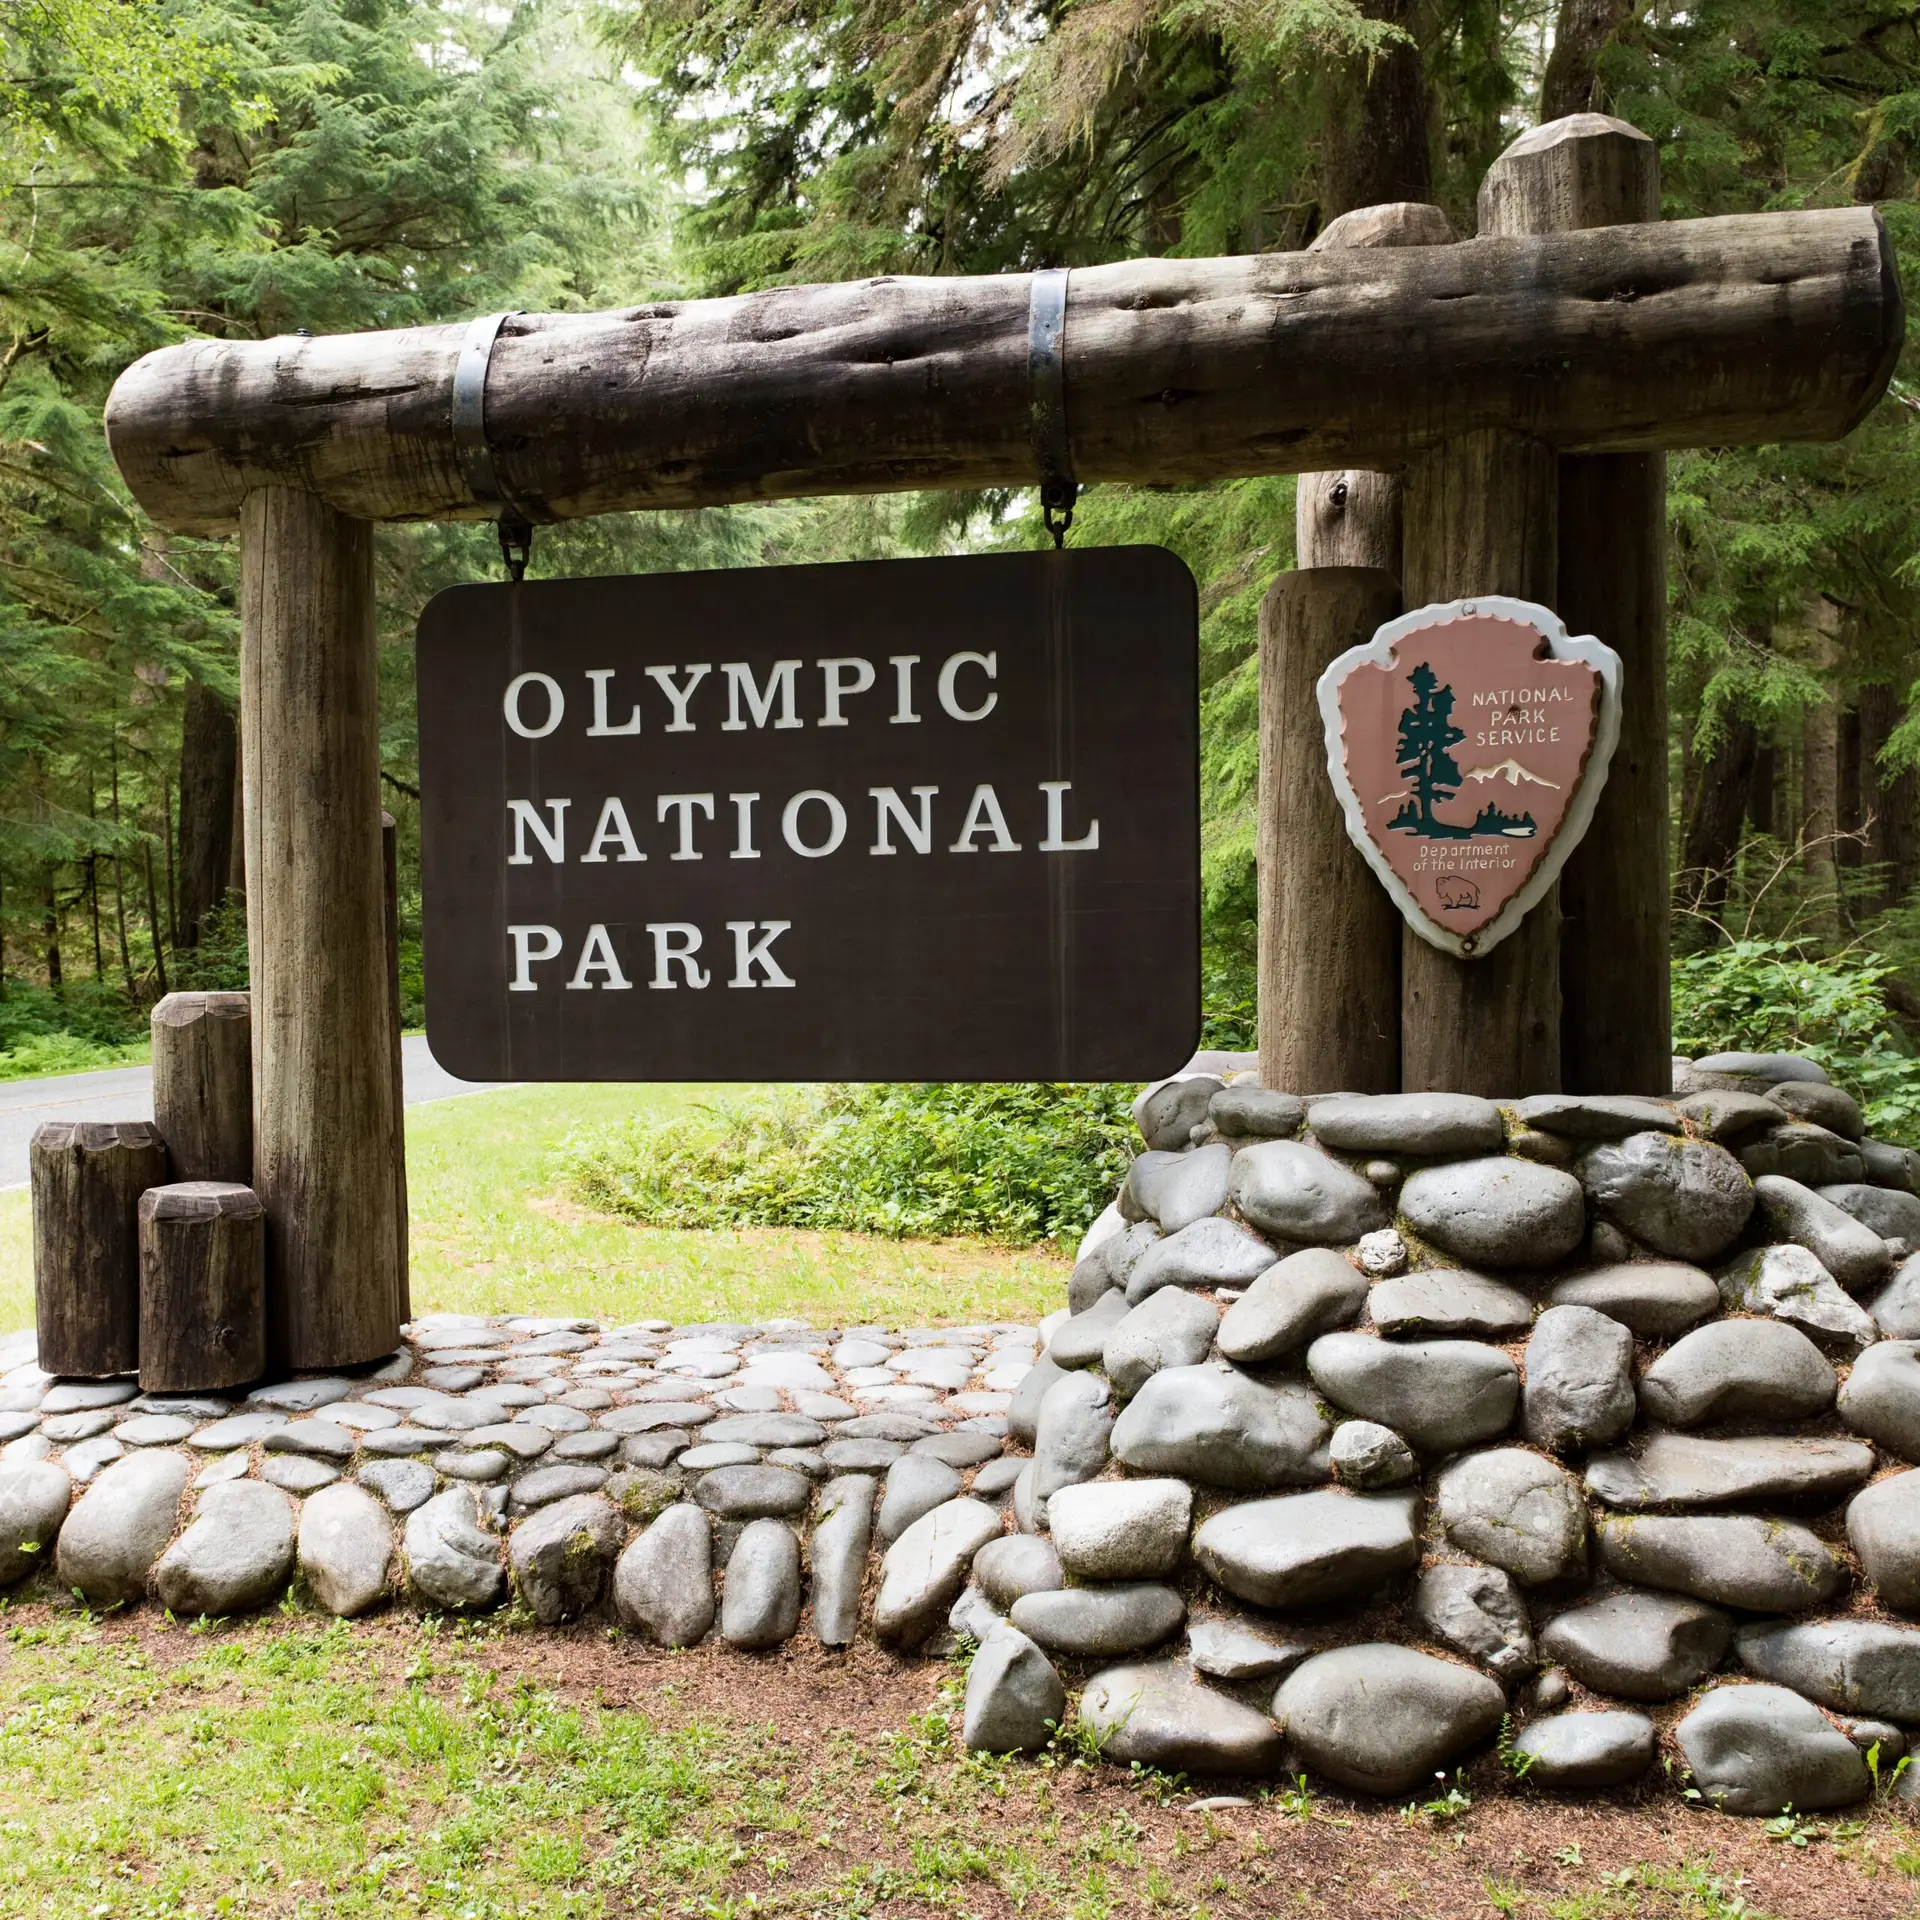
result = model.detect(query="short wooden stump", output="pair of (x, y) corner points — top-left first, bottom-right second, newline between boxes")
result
(137, 1181), (267, 1392)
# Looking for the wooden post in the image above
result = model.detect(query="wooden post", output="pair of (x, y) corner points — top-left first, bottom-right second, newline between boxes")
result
(31, 1120), (167, 1377)
(1256, 203), (1454, 1094)
(1400, 428), (1561, 1093)
(151, 990), (252, 1183)
(138, 1182), (266, 1392)
(241, 487), (405, 1369)
(1259, 570), (1403, 1092)
(381, 811), (410, 1321)
(1480, 115), (1671, 1094)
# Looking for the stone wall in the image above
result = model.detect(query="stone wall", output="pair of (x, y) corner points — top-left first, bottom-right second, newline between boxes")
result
(963, 1049), (1919, 1812)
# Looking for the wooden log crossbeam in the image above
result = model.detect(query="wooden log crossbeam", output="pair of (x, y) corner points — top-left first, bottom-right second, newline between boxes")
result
(109, 209), (1900, 536)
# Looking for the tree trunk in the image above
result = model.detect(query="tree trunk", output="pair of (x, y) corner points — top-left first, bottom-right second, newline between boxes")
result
(1860, 683), (1920, 906)
(141, 840), (169, 997)
(44, 885), (61, 992)
(176, 676), (237, 948)
(1400, 427), (1561, 1093)
(31, 1120), (167, 1378)
(1749, 741), (1777, 838)
(1259, 569), (1403, 1094)
(242, 487), (405, 1370)
(138, 1182), (266, 1393)
(1838, 700), (1864, 874)
(151, 990), (253, 1184)
(1540, 0), (1634, 121)
(1676, 712), (1758, 941)
(1803, 599), (1842, 938)
(1320, 0), (1432, 222)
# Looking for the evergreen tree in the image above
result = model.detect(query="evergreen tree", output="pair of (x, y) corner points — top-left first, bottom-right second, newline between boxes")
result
(1393, 664), (1468, 838)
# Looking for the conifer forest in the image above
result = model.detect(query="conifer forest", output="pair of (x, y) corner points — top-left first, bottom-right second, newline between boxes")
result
(5, 1), (1920, 1120)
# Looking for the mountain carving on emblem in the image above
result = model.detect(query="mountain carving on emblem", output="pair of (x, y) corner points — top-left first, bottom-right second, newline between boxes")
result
(1464, 758), (1560, 789)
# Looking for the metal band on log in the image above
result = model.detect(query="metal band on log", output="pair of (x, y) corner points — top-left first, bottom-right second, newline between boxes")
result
(138, 1181), (267, 1393)
(107, 209), (1900, 535)
(31, 1120), (167, 1378)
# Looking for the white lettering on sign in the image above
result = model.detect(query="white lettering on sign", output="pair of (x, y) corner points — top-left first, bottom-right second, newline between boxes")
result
(507, 799), (568, 865)
(783, 790), (848, 858)
(567, 923), (632, 990)
(585, 670), (642, 737)
(729, 792), (760, 859)
(888, 655), (920, 724)
(507, 924), (562, 989)
(870, 786), (936, 855)
(950, 784), (1021, 853)
(1039, 781), (1100, 852)
(645, 663), (711, 732)
(657, 793), (714, 860)
(818, 657), (877, 727)
(938, 651), (997, 722)
(504, 672), (564, 738)
(579, 798), (643, 863)
(722, 660), (802, 731)
(647, 923), (709, 989)
(727, 921), (795, 987)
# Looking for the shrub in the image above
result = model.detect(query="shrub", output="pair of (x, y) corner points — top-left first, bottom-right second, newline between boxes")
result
(560, 1080), (1138, 1246)
(1671, 937), (1920, 1144)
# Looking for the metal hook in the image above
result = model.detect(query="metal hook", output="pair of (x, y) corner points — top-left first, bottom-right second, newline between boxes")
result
(499, 515), (533, 584)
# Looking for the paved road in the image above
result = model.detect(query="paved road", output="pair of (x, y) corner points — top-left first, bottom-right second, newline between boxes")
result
(0, 1035), (511, 1189)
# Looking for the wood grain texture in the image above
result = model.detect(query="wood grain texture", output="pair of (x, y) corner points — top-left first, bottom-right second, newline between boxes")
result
(107, 208), (1900, 535)
(31, 1120), (166, 1378)
(381, 812), (410, 1323)
(151, 990), (253, 1183)
(242, 489), (405, 1370)
(1481, 116), (1673, 1094)
(1259, 568), (1403, 1094)
(1399, 428), (1563, 1094)
(138, 1181), (266, 1393)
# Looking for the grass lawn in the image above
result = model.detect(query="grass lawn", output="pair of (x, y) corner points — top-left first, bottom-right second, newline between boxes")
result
(0, 1082), (1071, 1333)
(0, 1606), (1912, 1920)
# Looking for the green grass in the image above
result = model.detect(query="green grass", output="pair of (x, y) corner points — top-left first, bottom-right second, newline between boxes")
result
(0, 1082), (1072, 1333)
(0, 1033), (150, 1081)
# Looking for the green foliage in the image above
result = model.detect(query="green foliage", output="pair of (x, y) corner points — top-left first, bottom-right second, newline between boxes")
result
(0, 975), (146, 1077)
(1671, 937), (1920, 1142)
(561, 1080), (1137, 1246)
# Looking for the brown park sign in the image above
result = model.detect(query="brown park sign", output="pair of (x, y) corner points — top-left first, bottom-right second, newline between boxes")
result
(416, 546), (1200, 1081)
(1317, 597), (1622, 958)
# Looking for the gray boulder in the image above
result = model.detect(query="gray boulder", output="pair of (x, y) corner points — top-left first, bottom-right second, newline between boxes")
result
(1838, 1339), (1920, 1460)
(1869, 1256), (1920, 1338)
(1751, 1176), (1892, 1293)
(0, 1459), (71, 1586)
(1735, 1619), (1920, 1722)
(1032, 1372), (1114, 1508)
(1307, 1334), (1519, 1453)
(1400, 1158), (1586, 1269)
(963, 1624), (1065, 1753)
(1131, 1142), (1232, 1232)
(1523, 1305), (1636, 1452)
(1007, 1353), (1068, 1448)
(1135, 1075), (1224, 1150)
(1103, 1288), (1220, 1397)
(509, 1494), (623, 1623)
(1124, 1218), (1274, 1303)
(1010, 1582), (1186, 1658)
(1188, 1616), (1311, 1682)
(1546, 1263), (1721, 1338)
(1045, 1288), (1131, 1369)
(1579, 1132), (1753, 1262)
(155, 1480), (294, 1617)
(692, 1464), (811, 1521)
(54, 1449), (189, 1606)
(1848, 1470), (1920, 1609)
(1432, 1449), (1587, 1585)
(296, 1481), (391, 1617)
(1863, 1138), (1920, 1193)
(1329, 1420), (1416, 1491)
(1412, 1562), (1535, 1680)
(1512, 1095), (1682, 1140)
(1595, 1513), (1845, 1612)
(1047, 1478), (1192, 1581)
(1229, 1140), (1388, 1245)
(1308, 1092), (1503, 1157)
(1274, 1644), (1506, 1796)
(1638, 1320), (1836, 1427)
(1216, 1248), (1366, 1363)
(1692, 1051), (1830, 1085)
(1513, 1711), (1655, 1788)
(1676, 1683), (1869, 1815)
(1716, 1244), (1878, 1355)
(878, 1454), (963, 1545)
(1741, 1122), (1865, 1188)
(405, 1488), (505, 1611)
(874, 1497), (1002, 1644)
(1585, 1433), (1874, 1512)
(1110, 1363), (1328, 1490)
(1078, 1660), (1283, 1773)
(1367, 1270), (1533, 1340)
(1209, 1086), (1305, 1141)
(1820, 1182), (1920, 1247)
(973, 1533), (1063, 1608)
(809, 1473), (874, 1647)
(720, 1517), (802, 1649)
(1192, 1489), (1419, 1608)
(1540, 1590), (1730, 1701)
(1768, 1079), (1864, 1139)
(612, 1503), (714, 1646)
(1678, 1089), (1787, 1143)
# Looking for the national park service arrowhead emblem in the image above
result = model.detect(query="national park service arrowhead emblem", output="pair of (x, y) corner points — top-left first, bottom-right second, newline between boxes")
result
(1317, 596), (1622, 959)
